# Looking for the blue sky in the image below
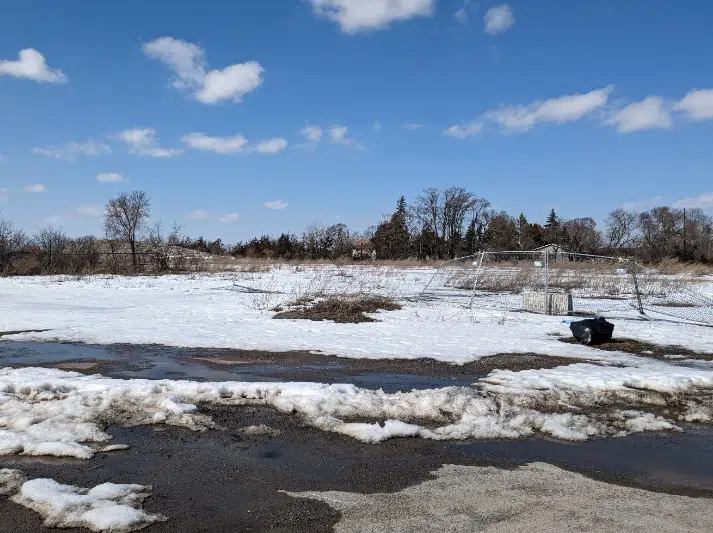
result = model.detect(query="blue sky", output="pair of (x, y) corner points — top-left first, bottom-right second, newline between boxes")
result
(1, 0), (712, 241)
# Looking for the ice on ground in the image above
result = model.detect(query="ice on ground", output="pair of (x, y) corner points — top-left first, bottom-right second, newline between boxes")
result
(0, 268), (711, 364)
(6, 474), (166, 532)
(1, 360), (712, 458)
(0, 468), (27, 495)
(286, 462), (713, 533)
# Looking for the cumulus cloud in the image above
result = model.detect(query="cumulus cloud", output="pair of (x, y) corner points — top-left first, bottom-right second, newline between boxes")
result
(675, 89), (713, 121)
(675, 193), (713, 209)
(32, 140), (111, 162)
(484, 4), (514, 35)
(254, 137), (288, 154)
(24, 184), (45, 193)
(182, 132), (248, 154)
(0, 48), (67, 83)
(264, 200), (288, 210)
(328, 125), (363, 148)
(218, 213), (240, 224)
(188, 209), (212, 220)
(77, 205), (103, 217)
(96, 172), (127, 183)
(299, 126), (323, 150)
(117, 128), (182, 158)
(143, 37), (264, 104)
(181, 133), (287, 155)
(485, 86), (612, 133)
(308, 0), (434, 33)
(607, 96), (672, 133)
(443, 121), (483, 138)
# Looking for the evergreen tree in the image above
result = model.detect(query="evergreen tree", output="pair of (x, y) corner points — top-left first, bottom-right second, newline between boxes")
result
(371, 196), (412, 259)
(544, 209), (562, 245)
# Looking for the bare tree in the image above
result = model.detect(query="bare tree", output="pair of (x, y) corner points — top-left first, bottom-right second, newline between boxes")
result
(0, 214), (26, 273)
(33, 227), (69, 272)
(604, 208), (638, 252)
(104, 191), (151, 271)
(562, 218), (601, 254)
(411, 187), (487, 258)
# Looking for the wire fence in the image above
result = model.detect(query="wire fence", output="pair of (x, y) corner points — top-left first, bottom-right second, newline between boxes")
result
(416, 250), (713, 325)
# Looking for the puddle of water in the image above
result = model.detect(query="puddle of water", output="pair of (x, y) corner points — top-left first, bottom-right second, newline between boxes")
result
(0, 341), (116, 365)
(348, 373), (473, 393)
(455, 426), (713, 491)
(0, 341), (469, 392)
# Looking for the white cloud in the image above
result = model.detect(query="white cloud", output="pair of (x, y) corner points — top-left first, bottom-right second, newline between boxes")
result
(77, 205), (103, 217)
(620, 196), (664, 212)
(308, 0), (434, 33)
(117, 128), (182, 158)
(443, 121), (483, 138)
(188, 209), (212, 220)
(675, 193), (713, 209)
(32, 140), (111, 162)
(675, 89), (713, 121)
(0, 187), (7, 199)
(373, 121), (382, 131)
(608, 96), (672, 133)
(44, 215), (64, 224)
(182, 132), (248, 154)
(219, 213), (240, 224)
(254, 137), (288, 154)
(453, 0), (471, 24)
(484, 4), (514, 35)
(302, 125), (323, 143)
(0, 48), (67, 83)
(328, 125), (363, 148)
(485, 86), (612, 133)
(24, 184), (45, 193)
(142, 37), (264, 104)
(403, 123), (424, 130)
(96, 172), (127, 183)
(0, 155), (7, 161)
(264, 200), (288, 210)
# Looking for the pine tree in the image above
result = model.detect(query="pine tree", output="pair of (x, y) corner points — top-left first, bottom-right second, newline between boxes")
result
(545, 209), (559, 230)
(544, 209), (562, 245)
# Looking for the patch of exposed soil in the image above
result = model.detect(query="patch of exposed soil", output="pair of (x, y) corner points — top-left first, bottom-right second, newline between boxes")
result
(0, 329), (50, 338)
(559, 337), (713, 361)
(274, 296), (402, 324)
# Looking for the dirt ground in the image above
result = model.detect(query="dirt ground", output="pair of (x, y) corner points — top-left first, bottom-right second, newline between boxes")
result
(2, 404), (712, 533)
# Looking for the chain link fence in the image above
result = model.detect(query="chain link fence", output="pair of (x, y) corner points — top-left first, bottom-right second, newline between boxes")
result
(416, 250), (713, 325)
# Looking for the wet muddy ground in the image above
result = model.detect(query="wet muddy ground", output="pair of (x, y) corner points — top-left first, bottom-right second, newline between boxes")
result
(0, 340), (585, 392)
(2, 341), (713, 532)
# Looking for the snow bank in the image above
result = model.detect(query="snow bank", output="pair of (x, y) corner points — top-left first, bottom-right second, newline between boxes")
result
(7, 475), (166, 532)
(1, 361), (712, 458)
(1, 270), (710, 364)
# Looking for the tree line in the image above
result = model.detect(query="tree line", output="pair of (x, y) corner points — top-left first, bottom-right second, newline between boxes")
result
(1, 187), (712, 275)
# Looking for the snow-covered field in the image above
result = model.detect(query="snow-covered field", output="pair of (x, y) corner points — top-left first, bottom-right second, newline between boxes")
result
(1, 265), (711, 362)
(2, 265), (713, 530)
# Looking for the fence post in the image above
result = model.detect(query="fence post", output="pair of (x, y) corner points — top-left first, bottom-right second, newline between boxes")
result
(467, 251), (486, 309)
(630, 261), (645, 316)
(543, 250), (550, 315)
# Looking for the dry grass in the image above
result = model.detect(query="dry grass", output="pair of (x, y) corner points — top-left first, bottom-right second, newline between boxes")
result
(274, 295), (402, 323)
(558, 336), (713, 360)
(653, 258), (713, 277)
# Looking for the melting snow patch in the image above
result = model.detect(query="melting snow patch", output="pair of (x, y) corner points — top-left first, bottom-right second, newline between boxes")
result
(0, 468), (27, 495)
(9, 477), (166, 532)
(1, 363), (712, 458)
